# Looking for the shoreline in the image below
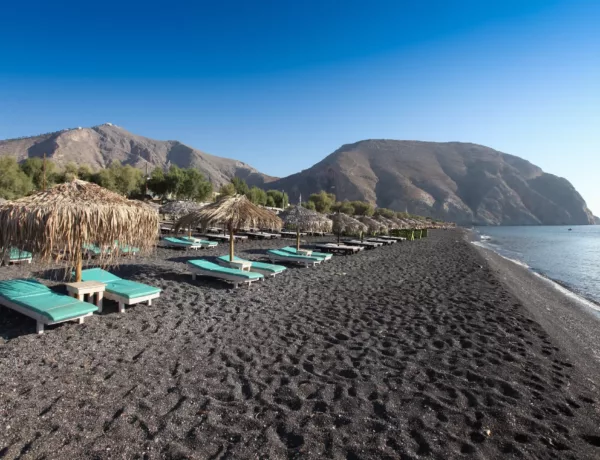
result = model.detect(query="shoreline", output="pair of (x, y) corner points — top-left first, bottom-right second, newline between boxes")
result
(471, 236), (600, 385)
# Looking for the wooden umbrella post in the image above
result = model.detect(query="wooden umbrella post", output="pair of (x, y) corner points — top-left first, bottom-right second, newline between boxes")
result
(75, 255), (82, 282)
(296, 228), (300, 251)
(229, 225), (235, 261)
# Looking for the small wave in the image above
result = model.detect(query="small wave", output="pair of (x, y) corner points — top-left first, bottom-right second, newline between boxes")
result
(472, 241), (600, 316)
(480, 235), (492, 240)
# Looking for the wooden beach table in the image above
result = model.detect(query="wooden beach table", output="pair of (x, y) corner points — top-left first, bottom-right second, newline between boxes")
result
(66, 280), (105, 312)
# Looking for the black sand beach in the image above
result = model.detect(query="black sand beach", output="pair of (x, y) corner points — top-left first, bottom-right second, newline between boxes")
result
(0, 230), (599, 459)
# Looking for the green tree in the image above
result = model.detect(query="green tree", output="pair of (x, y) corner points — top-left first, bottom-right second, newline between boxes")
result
(396, 211), (409, 219)
(62, 162), (79, 182)
(20, 157), (58, 189)
(77, 165), (94, 182)
(111, 163), (144, 196)
(352, 201), (375, 216)
(147, 168), (168, 198)
(218, 182), (236, 198)
(164, 165), (185, 198)
(180, 168), (212, 201)
(231, 177), (249, 195)
(332, 200), (355, 215)
(302, 200), (316, 211)
(93, 168), (116, 192)
(0, 157), (33, 199)
(265, 196), (276, 207)
(374, 207), (396, 218)
(308, 191), (336, 213)
(246, 186), (267, 205)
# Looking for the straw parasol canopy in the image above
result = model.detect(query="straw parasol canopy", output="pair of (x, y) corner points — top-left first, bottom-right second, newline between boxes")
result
(160, 200), (206, 219)
(357, 216), (387, 234)
(0, 179), (159, 281)
(175, 194), (282, 261)
(374, 215), (397, 230)
(278, 205), (333, 250)
(330, 213), (367, 243)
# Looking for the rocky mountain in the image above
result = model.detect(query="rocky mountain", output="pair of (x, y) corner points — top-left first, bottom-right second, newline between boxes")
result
(0, 124), (276, 188)
(268, 140), (595, 226)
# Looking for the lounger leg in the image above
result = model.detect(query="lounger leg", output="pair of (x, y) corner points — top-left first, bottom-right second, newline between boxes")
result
(147, 299), (152, 306)
(118, 302), (125, 313)
(96, 292), (103, 313)
(79, 317), (85, 324)
(77, 293), (84, 301)
(36, 322), (44, 334)
(192, 274), (197, 280)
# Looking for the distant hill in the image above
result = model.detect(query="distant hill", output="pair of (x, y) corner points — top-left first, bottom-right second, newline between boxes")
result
(267, 140), (595, 226)
(0, 124), (277, 188)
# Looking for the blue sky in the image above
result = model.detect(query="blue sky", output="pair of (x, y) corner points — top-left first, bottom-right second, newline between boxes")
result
(1, 0), (599, 212)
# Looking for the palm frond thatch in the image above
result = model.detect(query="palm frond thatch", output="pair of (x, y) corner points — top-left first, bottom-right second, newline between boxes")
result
(279, 205), (332, 232)
(330, 213), (368, 235)
(374, 215), (397, 229)
(174, 194), (282, 232)
(357, 216), (387, 233)
(160, 200), (206, 218)
(0, 180), (159, 275)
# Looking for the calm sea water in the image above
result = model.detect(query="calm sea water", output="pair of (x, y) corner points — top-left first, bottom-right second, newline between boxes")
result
(474, 226), (600, 305)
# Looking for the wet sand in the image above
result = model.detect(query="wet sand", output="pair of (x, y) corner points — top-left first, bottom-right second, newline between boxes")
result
(0, 230), (599, 459)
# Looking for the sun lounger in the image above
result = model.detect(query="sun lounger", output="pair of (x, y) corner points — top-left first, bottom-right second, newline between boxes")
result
(179, 236), (219, 248)
(217, 255), (286, 277)
(345, 240), (382, 249)
(80, 268), (161, 313)
(83, 243), (112, 257)
(0, 279), (97, 333)
(163, 237), (202, 249)
(315, 243), (363, 255)
(115, 241), (140, 255)
(2, 248), (33, 265)
(367, 238), (395, 245)
(187, 259), (263, 288)
(280, 231), (306, 239)
(266, 249), (323, 267)
(280, 246), (333, 261)
(378, 236), (406, 242)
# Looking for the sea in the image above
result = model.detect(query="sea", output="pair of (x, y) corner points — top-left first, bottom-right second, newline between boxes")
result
(472, 225), (600, 311)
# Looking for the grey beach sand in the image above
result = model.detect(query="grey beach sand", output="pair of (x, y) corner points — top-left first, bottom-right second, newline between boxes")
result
(0, 230), (599, 459)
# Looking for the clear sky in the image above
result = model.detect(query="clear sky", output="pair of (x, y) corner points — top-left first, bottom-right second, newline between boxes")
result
(1, 0), (598, 213)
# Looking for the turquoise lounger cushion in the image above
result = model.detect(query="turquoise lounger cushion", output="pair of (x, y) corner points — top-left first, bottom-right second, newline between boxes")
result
(80, 268), (161, 300)
(217, 255), (286, 274)
(80, 268), (121, 283)
(9, 248), (32, 260)
(280, 247), (332, 260)
(188, 260), (263, 279)
(0, 279), (97, 322)
(0, 279), (51, 300)
(164, 237), (196, 246)
(104, 279), (161, 300)
(267, 249), (321, 261)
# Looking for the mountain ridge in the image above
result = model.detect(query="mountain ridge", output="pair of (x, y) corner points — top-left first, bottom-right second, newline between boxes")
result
(0, 127), (594, 225)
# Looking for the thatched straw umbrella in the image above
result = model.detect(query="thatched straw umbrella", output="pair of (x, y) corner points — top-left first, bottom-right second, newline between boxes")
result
(357, 216), (387, 235)
(175, 195), (282, 261)
(0, 180), (159, 281)
(160, 200), (205, 219)
(330, 213), (367, 243)
(374, 215), (397, 230)
(278, 205), (333, 250)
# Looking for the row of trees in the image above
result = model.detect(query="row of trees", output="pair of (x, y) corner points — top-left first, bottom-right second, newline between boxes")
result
(0, 157), (149, 199)
(301, 190), (424, 220)
(218, 177), (289, 208)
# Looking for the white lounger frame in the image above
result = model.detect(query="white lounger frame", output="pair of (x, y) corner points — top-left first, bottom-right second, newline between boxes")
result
(188, 265), (262, 288)
(216, 258), (283, 278)
(267, 253), (322, 268)
(102, 291), (161, 313)
(347, 240), (383, 248)
(0, 297), (93, 334)
(3, 255), (32, 265)
(164, 241), (202, 250)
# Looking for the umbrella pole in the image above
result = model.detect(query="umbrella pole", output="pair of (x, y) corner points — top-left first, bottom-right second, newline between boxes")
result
(229, 226), (235, 261)
(296, 228), (300, 251)
(75, 255), (82, 282)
